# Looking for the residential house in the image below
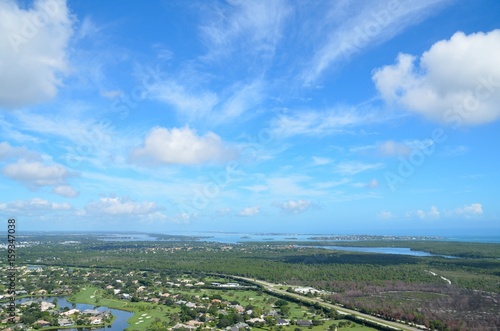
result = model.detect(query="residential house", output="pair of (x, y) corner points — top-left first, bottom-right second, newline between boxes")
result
(296, 320), (313, 327)
(58, 318), (74, 326)
(277, 319), (290, 326)
(36, 320), (51, 327)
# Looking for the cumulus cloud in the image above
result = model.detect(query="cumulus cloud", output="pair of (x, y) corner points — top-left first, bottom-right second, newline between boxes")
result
(2, 160), (70, 188)
(406, 206), (441, 219)
(85, 196), (159, 216)
(373, 30), (500, 125)
(131, 126), (237, 166)
(239, 205), (260, 217)
(273, 199), (313, 214)
(413, 206), (440, 219)
(0, 0), (73, 108)
(453, 203), (483, 216)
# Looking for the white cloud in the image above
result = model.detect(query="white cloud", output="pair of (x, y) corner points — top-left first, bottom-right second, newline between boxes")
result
(428, 206), (440, 218)
(335, 161), (383, 175)
(0, 141), (39, 161)
(0, 198), (72, 212)
(131, 126), (237, 166)
(85, 196), (159, 216)
(216, 80), (264, 122)
(239, 205), (260, 217)
(373, 30), (500, 125)
(301, 0), (448, 84)
(100, 90), (122, 99)
(353, 139), (435, 157)
(241, 185), (268, 193)
(273, 199), (313, 214)
(271, 107), (378, 137)
(367, 179), (379, 188)
(52, 185), (79, 197)
(199, 0), (291, 60)
(443, 145), (468, 157)
(2, 160), (71, 188)
(149, 80), (219, 119)
(150, 78), (265, 124)
(408, 204), (483, 220)
(377, 210), (393, 220)
(312, 156), (332, 166)
(378, 140), (412, 156)
(408, 206), (440, 219)
(0, 0), (73, 108)
(453, 203), (483, 216)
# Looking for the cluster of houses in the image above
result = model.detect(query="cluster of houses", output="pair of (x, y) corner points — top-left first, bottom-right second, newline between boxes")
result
(167, 296), (316, 331)
(0, 300), (111, 330)
(0, 267), (331, 331)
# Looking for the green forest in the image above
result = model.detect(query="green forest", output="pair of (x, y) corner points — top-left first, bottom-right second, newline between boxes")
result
(2, 233), (499, 331)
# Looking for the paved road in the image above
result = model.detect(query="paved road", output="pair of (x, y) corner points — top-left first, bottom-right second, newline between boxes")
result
(230, 275), (424, 331)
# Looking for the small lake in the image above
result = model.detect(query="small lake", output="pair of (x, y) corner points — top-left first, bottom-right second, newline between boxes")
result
(16, 296), (133, 331)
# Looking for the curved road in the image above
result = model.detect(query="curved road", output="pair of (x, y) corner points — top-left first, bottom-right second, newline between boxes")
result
(230, 275), (424, 331)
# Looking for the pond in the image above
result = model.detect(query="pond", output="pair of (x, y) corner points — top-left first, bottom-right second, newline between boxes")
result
(16, 296), (133, 331)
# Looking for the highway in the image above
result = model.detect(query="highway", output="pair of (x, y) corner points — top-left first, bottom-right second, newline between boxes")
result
(229, 275), (425, 331)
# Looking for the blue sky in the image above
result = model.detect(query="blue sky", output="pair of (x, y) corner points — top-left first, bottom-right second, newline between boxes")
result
(0, 0), (499, 235)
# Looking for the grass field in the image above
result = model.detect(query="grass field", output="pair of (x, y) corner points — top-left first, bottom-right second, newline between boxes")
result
(69, 286), (377, 331)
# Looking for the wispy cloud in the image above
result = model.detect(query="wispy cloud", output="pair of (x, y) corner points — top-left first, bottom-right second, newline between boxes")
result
(301, 0), (450, 85)
(270, 106), (381, 137)
(0, 198), (72, 213)
(199, 0), (291, 62)
(335, 161), (383, 175)
(312, 156), (333, 166)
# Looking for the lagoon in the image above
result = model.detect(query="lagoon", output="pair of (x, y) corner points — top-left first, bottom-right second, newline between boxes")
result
(315, 245), (452, 257)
